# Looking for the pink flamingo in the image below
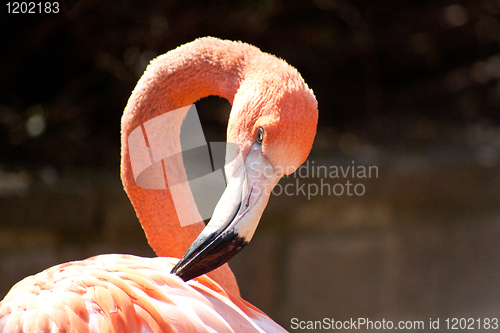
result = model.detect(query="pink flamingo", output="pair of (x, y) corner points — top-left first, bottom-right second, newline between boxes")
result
(0, 37), (318, 332)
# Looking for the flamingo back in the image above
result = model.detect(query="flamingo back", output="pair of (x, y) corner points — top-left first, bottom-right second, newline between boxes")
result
(0, 254), (286, 333)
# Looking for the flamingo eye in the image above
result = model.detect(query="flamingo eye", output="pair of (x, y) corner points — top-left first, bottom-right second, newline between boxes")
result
(256, 127), (264, 144)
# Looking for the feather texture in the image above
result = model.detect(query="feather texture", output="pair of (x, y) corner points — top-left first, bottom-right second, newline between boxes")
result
(0, 254), (286, 333)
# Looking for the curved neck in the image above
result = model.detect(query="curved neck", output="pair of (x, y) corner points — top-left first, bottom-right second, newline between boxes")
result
(120, 38), (256, 295)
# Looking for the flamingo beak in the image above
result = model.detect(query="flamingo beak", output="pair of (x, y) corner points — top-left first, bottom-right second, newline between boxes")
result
(171, 142), (280, 282)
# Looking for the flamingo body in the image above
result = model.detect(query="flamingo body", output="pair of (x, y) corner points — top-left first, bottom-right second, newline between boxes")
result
(0, 254), (285, 333)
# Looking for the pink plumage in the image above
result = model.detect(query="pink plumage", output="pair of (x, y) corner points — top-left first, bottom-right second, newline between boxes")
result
(0, 37), (318, 333)
(0, 255), (286, 333)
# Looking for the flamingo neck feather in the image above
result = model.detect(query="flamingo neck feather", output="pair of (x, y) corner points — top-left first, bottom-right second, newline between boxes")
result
(121, 38), (263, 295)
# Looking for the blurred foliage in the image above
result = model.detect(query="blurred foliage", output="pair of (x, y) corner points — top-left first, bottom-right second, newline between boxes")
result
(1, 0), (500, 169)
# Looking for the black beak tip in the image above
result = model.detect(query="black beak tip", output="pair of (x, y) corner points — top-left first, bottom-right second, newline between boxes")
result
(170, 231), (249, 282)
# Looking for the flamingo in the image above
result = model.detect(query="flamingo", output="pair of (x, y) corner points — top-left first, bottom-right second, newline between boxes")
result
(0, 37), (318, 332)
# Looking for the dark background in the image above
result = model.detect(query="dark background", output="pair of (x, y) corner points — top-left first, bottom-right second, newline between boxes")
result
(1, 1), (500, 332)
(3, 0), (500, 168)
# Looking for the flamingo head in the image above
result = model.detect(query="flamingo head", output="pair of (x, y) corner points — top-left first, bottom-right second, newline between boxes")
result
(172, 56), (318, 282)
